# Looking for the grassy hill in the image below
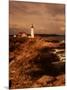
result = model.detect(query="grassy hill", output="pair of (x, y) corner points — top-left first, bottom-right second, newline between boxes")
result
(9, 37), (65, 89)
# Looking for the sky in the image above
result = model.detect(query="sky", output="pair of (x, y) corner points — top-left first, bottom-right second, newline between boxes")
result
(9, 1), (65, 35)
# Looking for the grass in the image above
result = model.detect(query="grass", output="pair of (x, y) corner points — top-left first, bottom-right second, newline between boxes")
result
(9, 36), (65, 88)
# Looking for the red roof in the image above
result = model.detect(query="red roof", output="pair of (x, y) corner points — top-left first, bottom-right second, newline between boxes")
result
(19, 32), (27, 34)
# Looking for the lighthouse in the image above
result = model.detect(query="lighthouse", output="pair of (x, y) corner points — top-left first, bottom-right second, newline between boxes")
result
(31, 24), (34, 38)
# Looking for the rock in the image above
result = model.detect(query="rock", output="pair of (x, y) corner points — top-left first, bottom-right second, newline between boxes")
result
(32, 75), (54, 87)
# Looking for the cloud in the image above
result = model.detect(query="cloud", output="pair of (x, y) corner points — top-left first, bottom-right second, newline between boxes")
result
(9, 1), (65, 34)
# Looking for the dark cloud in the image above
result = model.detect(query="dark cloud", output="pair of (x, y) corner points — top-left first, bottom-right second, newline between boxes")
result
(44, 4), (65, 15)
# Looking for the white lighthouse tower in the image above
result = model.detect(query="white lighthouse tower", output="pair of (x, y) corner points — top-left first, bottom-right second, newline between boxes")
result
(31, 24), (34, 38)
